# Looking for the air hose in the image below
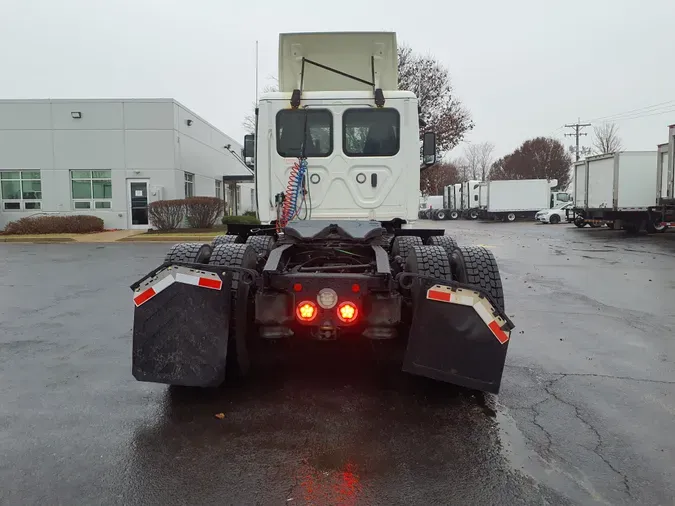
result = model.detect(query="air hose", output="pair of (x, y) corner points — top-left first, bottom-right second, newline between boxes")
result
(276, 157), (308, 232)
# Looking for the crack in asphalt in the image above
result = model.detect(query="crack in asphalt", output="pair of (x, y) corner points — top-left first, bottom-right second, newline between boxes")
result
(505, 365), (675, 385)
(542, 379), (633, 499)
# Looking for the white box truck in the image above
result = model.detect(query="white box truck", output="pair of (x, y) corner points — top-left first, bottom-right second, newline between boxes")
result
(571, 151), (665, 232)
(478, 179), (565, 222)
(649, 125), (674, 229)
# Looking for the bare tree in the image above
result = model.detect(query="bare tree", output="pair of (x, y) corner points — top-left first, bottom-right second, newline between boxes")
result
(592, 122), (623, 154)
(398, 45), (473, 155)
(462, 142), (495, 180)
(420, 162), (460, 194)
(242, 80), (279, 134)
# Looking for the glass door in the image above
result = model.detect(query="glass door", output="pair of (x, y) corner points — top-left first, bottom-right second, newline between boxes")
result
(127, 179), (150, 229)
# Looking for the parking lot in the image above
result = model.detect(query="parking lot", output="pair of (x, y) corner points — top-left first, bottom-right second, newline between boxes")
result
(1, 220), (674, 506)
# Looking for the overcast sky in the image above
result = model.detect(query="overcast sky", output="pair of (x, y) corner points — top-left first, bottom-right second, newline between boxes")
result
(3, 0), (675, 161)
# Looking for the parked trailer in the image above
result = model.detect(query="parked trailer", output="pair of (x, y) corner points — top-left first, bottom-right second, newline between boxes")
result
(479, 179), (560, 222)
(648, 125), (675, 228)
(130, 31), (514, 396)
(432, 184), (462, 220)
(569, 151), (665, 233)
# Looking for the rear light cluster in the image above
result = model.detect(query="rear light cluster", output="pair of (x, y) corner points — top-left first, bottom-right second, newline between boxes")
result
(295, 287), (360, 324)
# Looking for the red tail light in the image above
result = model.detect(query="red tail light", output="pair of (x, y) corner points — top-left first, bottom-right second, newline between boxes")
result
(337, 302), (359, 323)
(296, 301), (318, 322)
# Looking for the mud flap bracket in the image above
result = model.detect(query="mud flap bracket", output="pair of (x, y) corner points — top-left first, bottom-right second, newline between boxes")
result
(400, 274), (514, 394)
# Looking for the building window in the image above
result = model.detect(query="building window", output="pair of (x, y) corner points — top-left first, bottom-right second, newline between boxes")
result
(215, 180), (222, 199)
(185, 172), (194, 198)
(343, 108), (400, 157)
(1, 170), (42, 211)
(70, 170), (112, 210)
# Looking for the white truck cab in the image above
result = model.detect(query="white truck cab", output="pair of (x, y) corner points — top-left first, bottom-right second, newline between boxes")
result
(242, 32), (436, 226)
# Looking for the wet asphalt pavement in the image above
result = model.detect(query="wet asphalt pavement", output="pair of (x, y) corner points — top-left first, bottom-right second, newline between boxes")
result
(1, 221), (674, 506)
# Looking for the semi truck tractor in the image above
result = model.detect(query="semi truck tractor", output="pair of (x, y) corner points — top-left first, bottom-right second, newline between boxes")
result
(419, 194), (443, 219)
(130, 32), (514, 394)
(431, 183), (461, 220)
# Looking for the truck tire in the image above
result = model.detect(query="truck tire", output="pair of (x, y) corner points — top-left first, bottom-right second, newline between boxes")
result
(574, 218), (586, 228)
(450, 211), (459, 220)
(426, 235), (458, 257)
(213, 234), (242, 247)
(391, 236), (423, 263)
(505, 213), (516, 222)
(246, 235), (276, 257)
(646, 219), (667, 234)
(164, 242), (212, 264)
(469, 209), (479, 220)
(450, 246), (505, 311)
(435, 210), (447, 220)
(209, 243), (258, 289)
(405, 245), (453, 281)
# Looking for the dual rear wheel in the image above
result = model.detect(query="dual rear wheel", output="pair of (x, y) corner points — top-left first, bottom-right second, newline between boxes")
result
(392, 235), (505, 311)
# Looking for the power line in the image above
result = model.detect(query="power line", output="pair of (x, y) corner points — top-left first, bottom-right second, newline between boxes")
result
(584, 100), (675, 123)
(564, 120), (591, 162)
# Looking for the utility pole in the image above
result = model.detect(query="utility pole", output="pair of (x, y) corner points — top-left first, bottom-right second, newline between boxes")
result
(564, 119), (591, 161)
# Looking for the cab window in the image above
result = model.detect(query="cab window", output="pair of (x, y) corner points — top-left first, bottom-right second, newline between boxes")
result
(343, 108), (400, 157)
(276, 109), (332, 158)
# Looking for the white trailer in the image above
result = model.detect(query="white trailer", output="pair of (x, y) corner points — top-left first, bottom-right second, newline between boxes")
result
(479, 179), (560, 222)
(571, 151), (665, 232)
(649, 125), (675, 228)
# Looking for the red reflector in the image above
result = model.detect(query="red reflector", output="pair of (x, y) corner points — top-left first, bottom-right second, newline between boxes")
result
(198, 277), (222, 290)
(488, 320), (510, 345)
(427, 289), (452, 302)
(337, 302), (358, 323)
(296, 301), (317, 321)
(293, 283), (303, 292)
(351, 283), (360, 293)
(133, 287), (156, 307)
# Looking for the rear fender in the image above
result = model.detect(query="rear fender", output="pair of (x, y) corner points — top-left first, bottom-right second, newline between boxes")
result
(398, 273), (515, 394)
(130, 263), (257, 387)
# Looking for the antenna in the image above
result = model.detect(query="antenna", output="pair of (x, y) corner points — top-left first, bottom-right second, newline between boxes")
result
(255, 40), (259, 104)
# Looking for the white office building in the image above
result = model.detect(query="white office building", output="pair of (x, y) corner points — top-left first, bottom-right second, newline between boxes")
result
(0, 99), (254, 230)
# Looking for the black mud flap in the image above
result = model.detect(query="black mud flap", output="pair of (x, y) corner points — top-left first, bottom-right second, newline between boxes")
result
(130, 264), (234, 387)
(402, 276), (515, 394)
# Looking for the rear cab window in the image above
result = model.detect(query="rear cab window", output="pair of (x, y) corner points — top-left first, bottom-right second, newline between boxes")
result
(343, 108), (400, 157)
(276, 109), (333, 158)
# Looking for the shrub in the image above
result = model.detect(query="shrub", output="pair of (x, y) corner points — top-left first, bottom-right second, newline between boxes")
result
(243, 210), (257, 217)
(149, 199), (186, 231)
(222, 214), (261, 225)
(185, 197), (223, 228)
(4, 215), (105, 235)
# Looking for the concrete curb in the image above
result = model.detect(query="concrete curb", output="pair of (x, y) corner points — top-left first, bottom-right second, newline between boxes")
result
(118, 236), (219, 242)
(0, 237), (75, 243)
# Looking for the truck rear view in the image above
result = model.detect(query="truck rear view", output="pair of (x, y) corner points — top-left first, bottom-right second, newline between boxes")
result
(129, 31), (515, 395)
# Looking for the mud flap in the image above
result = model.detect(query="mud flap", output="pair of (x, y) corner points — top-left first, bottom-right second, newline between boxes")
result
(402, 276), (515, 394)
(131, 264), (233, 387)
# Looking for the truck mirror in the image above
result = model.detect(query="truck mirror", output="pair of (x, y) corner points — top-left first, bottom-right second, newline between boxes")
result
(422, 132), (436, 166)
(243, 134), (255, 165)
